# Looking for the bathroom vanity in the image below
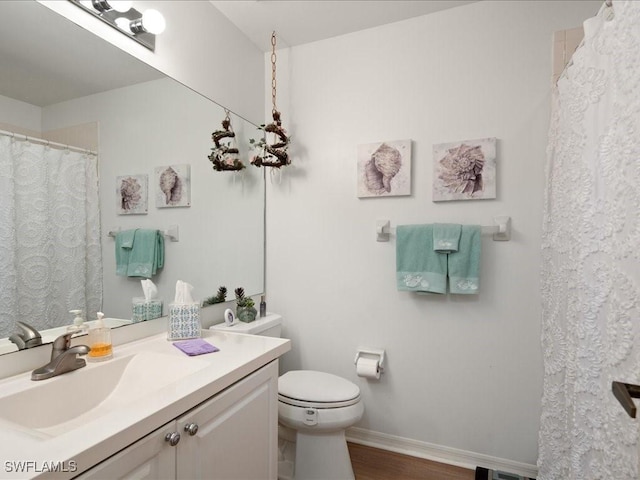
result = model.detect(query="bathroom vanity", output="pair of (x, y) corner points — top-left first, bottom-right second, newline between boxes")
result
(0, 329), (290, 479)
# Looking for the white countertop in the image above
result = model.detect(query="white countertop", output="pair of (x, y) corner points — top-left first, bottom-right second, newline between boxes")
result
(0, 329), (290, 479)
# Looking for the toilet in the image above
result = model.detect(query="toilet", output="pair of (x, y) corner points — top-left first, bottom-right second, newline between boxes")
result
(210, 314), (364, 480)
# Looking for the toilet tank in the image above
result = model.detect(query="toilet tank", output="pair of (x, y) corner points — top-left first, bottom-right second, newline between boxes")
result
(209, 313), (282, 337)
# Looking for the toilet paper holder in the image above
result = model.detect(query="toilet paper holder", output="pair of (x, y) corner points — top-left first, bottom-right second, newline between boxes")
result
(354, 347), (385, 373)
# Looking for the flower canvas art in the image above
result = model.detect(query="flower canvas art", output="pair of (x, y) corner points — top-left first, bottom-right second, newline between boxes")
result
(117, 174), (148, 215)
(433, 137), (496, 201)
(357, 139), (411, 198)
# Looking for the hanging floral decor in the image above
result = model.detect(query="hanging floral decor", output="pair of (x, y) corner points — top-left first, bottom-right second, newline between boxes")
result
(250, 31), (291, 169)
(208, 110), (245, 171)
(250, 110), (290, 168)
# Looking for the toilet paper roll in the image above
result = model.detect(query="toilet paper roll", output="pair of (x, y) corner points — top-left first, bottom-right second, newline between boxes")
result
(356, 357), (380, 379)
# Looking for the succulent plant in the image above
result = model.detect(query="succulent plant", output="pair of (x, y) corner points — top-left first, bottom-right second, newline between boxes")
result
(202, 286), (228, 306)
(234, 287), (255, 309)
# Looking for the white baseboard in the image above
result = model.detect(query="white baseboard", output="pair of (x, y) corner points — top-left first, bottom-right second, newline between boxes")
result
(346, 427), (538, 479)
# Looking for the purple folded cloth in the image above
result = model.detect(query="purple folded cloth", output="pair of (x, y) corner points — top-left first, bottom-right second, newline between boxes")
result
(173, 338), (219, 356)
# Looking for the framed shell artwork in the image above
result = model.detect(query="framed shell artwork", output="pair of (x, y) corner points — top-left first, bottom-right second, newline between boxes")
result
(432, 137), (497, 202)
(357, 139), (412, 198)
(155, 164), (191, 208)
(117, 174), (148, 215)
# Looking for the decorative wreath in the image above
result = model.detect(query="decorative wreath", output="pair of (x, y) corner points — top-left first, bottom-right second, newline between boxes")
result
(208, 115), (245, 171)
(250, 110), (290, 169)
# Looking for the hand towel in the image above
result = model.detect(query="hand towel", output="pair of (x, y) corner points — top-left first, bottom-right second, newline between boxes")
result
(447, 225), (481, 294)
(173, 338), (219, 356)
(433, 223), (462, 253)
(115, 229), (137, 276)
(126, 229), (165, 278)
(396, 224), (447, 294)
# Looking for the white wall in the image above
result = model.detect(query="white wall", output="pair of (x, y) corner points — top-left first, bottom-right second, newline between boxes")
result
(38, 0), (264, 124)
(266, 0), (599, 470)
(0, 95), (42, 134)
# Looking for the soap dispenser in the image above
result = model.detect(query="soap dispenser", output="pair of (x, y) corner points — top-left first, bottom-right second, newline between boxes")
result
(88, 312), (113, 362)
(66, 310), (89, 335)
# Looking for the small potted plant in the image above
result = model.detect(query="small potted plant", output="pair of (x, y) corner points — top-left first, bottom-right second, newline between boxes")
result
(235, 287), (257, 323)
(202, 286), (227, 307)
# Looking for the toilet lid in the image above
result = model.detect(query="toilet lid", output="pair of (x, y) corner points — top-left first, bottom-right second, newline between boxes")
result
(278, 370), (360, 408)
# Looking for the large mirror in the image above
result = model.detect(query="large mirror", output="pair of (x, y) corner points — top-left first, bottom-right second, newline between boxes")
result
(0, 1), (265, 354)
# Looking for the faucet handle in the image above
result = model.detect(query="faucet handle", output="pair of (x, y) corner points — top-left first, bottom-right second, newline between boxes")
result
(51, 332), (73, 360)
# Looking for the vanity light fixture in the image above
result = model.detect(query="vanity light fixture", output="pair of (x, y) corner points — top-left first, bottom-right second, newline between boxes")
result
(68, 0), (166, 51)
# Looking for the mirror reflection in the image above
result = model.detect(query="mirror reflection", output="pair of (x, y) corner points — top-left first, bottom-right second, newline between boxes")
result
(0, 1), (265, 354)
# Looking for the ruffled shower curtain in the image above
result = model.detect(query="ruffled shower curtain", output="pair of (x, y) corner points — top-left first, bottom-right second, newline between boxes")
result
(539, 1), (640, 478)
(0, 136), (102, 339)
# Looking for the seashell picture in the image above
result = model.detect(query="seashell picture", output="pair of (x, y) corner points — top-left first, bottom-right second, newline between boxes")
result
(357, 139), (411, 198)
(433, 137), (496, 202)
(155, 164), (191, 208)
(117, 174), (148, 215)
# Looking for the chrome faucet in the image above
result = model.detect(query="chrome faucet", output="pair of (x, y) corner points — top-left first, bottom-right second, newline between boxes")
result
(9, 321), (43, 350)
(31, 332), (91, 381)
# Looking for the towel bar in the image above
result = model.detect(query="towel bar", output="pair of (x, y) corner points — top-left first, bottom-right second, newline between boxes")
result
(107, 225), (179, 242)
(376, 216), (511, 242)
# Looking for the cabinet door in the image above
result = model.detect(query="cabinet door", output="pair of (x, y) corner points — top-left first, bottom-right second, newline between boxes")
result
(177, 361), (279, 480)
(75, 422), (177, 480)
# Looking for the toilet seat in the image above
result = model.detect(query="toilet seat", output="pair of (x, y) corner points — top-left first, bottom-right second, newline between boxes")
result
(278, 370), (361, 409)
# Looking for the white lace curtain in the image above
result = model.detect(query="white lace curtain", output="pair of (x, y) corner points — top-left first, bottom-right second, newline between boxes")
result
(0, 136), (102, 339)
(539, 1), (640, 478)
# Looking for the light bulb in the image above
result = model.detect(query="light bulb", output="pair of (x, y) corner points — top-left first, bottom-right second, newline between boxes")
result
(114, 17), (131, 32)
(141, 9), (166, 34)
(109, 1), (132, 13)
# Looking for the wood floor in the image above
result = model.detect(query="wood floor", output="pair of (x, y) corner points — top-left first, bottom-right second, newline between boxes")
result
(348, 442), (475, 480)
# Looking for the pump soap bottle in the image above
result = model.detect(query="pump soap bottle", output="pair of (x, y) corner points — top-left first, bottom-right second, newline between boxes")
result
(66, 310), (89, 335)
(88, 312), (113, 361)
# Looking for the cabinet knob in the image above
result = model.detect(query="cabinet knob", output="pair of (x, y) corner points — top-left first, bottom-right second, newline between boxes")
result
(184, 423), (199, 436)
(165, 432), (181, 446)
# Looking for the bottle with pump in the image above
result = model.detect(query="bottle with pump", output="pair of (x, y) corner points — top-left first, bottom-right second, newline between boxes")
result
(66, 310), (89, 335)
(259, 295), (267, 318)
(88, 312), (113, 362)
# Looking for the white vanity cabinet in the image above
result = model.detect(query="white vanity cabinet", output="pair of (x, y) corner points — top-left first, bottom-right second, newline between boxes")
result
(77, 361), (279, 480)
(74, 422), (175, 480)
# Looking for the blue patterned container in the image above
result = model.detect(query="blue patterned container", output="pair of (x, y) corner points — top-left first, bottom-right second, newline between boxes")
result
(132, 298), (163, 322)
(168, 303), (201, 340)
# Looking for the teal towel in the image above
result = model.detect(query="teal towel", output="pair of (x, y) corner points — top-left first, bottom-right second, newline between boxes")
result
(125, 229), (165, 278)
(396, 225), (447, 294)
(115, 229), (137, 276)
(447, 225), (481, 294)
(433, 223), (462, 253)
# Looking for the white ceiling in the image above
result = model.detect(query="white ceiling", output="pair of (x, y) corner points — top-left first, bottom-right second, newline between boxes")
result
(210, 1), (479, 52)
(0, 1), (478, 108)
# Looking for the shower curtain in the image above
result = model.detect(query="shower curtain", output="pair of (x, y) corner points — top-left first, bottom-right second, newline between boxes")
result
(0, 136), (102, 339)
(539, 1), (640, 478)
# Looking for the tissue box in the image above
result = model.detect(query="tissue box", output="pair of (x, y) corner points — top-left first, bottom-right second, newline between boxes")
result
(132, 298), (163, 323)
(168, 303), (201, 340)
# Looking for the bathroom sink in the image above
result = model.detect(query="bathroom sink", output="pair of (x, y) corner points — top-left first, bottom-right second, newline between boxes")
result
(0, 351), (209, 438)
